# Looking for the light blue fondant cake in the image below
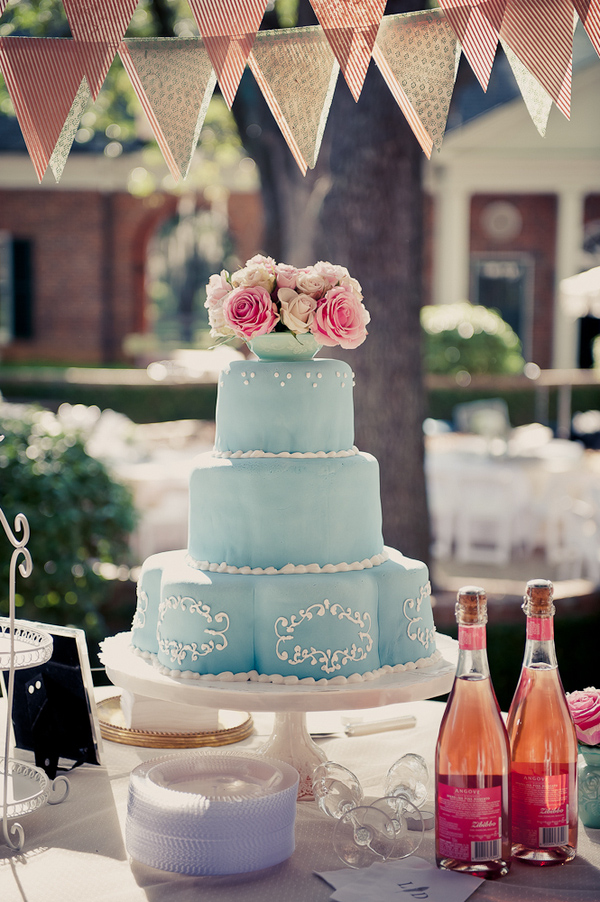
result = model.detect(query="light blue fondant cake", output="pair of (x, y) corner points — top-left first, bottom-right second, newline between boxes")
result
(131, 358), (438, 683)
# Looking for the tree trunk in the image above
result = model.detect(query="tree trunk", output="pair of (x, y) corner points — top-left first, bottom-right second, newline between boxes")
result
(232, 0), (431, 565)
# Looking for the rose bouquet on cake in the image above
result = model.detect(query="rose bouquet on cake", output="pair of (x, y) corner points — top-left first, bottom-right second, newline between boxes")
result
(205, 254), (370, 350)
(567, 687), (600, 748)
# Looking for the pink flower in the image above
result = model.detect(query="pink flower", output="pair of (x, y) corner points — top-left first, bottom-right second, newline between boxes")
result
(310, 286), (370, 349)
(314, 260), (346, 288)
(246, 253), (277, 272)
(222, 286), (279, 340)
(205, 270), (231, 307)
(295, 268), (329, 299)
(567, 687), (600, 746)
(276, 263), (299, 290)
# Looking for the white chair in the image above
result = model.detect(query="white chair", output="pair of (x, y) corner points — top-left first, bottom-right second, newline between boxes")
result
(454, 466), (526, 565)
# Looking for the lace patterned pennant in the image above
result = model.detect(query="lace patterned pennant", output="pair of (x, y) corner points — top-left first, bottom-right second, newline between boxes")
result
(572, 0), (600, 57)
(374, 9), (460, 156)
(309, 0), (387, 101)
(0, 37), (90, 182)
(248, 25), (339, 174)
(119, 37), (217, 181)
(501, 39), (553, 136)
(62, 0), (139, 98)
(188, 0), (268, 108)
(500, 0), (575, 119)
(438, 0), (506, 90)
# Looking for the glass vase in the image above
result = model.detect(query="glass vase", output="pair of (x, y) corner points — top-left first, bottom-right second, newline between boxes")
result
(578, 743), (600, 829)
(247, 332), (321, 361)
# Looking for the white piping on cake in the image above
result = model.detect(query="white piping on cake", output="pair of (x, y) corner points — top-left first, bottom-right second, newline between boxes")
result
(185, 550), (389, 575)
(131, 644), (442, 686)
(213, 446), (359, 459)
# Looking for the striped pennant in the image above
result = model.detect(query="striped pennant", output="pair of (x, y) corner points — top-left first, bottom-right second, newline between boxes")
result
(248, 25), (339, 174)
(62, 0), (139, 98)
(572, 0), (600, 57)
(373, 9), (460, 157)
(0, 37), (90, 182)
(0, 2), (7, 17)
(187, 0), (267, 109)
(438, 0), (507, 90)
(119, 38), (216, 182)
(500, 0), (575, 119)
(309, 0), (387, 101)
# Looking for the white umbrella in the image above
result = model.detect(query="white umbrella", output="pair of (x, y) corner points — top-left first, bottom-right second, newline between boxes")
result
(560, 265), (600, 318)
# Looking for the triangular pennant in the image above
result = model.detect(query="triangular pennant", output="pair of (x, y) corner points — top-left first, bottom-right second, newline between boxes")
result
(49, 75), (91, 181)
(309, 0), (387, 101)
(572, 0), (600, 58)
(373, 9), (460, 157)
(501, 39), (553, 136)
(62, 0), (139, 98)
(248, 25), (339, 175)
(438, 0), (507, 90)
(187, 0), (267, 108)
(0, 2), (8, 18)
(0, 37), (90, 182)
(499, 0), (574, 118)
(119, 37), (216, 181)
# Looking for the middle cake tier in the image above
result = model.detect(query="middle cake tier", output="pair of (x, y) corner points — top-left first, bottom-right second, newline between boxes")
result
(188, 451), (385, 571)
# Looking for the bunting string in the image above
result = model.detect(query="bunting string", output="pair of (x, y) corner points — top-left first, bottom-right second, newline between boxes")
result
(0, 1), (597, 183)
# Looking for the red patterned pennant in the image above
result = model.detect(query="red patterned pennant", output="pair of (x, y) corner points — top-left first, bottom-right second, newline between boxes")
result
(0, 37), (89, 182)
(438, 0), (507, 90)
(248, 26), (339, 174)
(62, 0), (139, 98)
(120, 38), (216, 181)
(500, 0), (574, 119)
(187, 0), (267, 108)
(572, 0), (600, 57)
(0, 2), (8, 18)
(309, 0), (387, 101)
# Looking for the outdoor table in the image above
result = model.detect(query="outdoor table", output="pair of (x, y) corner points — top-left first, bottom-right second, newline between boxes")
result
(1, 695), (599, 902)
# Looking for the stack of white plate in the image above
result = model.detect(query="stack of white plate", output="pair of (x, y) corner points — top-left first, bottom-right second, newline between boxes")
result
(126, 750), (299, 875)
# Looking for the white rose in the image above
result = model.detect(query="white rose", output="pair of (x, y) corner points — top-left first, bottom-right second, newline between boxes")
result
(231, 264), (276, 293)
(278, 288), (317, 333)
(295, 269), (328, 298)
(208, 303), (234, 338)
(339, 274), (363, 300)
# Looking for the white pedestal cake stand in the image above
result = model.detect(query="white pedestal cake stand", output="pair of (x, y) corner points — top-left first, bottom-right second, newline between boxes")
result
(101, 632), (457, 799)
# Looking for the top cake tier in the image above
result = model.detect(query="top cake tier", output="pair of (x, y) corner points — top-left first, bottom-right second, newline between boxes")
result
(214, 359), (355, 455)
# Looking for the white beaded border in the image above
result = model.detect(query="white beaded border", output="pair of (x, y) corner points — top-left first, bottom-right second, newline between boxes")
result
(213, 446), (359, 459)
(132, 644), (442, 687)
(185, 550), (389, 575)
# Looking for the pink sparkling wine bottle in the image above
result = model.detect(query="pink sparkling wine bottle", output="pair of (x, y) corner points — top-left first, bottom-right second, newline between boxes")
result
(506, 579), (578, 865)
(435, 586), (512, 879)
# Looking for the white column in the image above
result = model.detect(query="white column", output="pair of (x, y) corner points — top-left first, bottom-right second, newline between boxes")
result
(431, 168), (471, 306)
(553, 190), (585, 369)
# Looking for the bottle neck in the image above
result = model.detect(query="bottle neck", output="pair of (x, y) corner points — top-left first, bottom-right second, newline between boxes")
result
(456, 623), (491, 678)
(522, 614), (558, 668)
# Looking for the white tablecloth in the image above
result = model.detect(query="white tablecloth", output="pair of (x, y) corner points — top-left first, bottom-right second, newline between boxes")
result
(1, 696), (599, 902)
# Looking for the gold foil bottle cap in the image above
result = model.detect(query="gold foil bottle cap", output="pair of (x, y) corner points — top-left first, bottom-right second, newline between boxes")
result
(522, 578), (555, 618)
(455, 585), (488, 625)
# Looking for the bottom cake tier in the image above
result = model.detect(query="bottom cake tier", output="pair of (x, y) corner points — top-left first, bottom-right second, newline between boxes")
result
(131, 547), (437, 683)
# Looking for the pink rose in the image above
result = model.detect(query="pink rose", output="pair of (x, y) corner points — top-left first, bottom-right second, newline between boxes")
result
(276, 263), (299, 290)
(222, 286), (279, 340)
(246, 253), (277, 272)
(295, 268), (329, 299)
(567, 688), (600, 745)
(205, 271), (231, 307)
(314, 260), (347, 288)
(310, 286), (370, 349)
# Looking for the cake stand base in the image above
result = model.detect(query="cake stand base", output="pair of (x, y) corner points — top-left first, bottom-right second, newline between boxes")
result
(100, 633), (458, 800)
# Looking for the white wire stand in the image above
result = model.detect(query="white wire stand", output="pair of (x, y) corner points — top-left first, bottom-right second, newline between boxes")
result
(0, 507), (69, 852)
(101, 632), (457, 800)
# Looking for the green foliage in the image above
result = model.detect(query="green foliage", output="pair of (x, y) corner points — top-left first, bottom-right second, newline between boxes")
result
(421, 302), (525, 376)
(0, 404), (137, 644)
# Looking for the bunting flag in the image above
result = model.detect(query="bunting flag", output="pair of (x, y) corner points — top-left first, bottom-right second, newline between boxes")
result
(187, 0), (267, 108)
(502, 39), (554, 136)
(499, 0), (575, 118)
(0, 2), (7, 17)
(62, 0), (140, 99)
(0, 37), (90, 182)
(438, 0), (507, 90)
(572, 0), (600, 56)
(248, 26), (338, 175)
(119, 37), (216, 182)
(309, 0), (387, 101)
(373, 9), (460, 157)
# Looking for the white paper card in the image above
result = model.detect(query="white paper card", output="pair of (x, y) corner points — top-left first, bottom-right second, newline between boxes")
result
(323, 858), (481, 902)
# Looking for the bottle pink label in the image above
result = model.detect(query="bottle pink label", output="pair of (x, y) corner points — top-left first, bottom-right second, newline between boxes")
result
(512, 772), (569, 848)
(458, 625), (486, 650)
(526, 618), (553, 641)
(437, 783), (502, 861)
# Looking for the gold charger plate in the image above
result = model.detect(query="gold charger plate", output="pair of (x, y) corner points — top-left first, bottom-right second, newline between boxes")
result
(97, 696), (253, 748)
